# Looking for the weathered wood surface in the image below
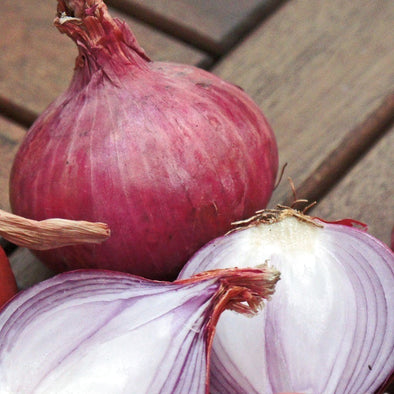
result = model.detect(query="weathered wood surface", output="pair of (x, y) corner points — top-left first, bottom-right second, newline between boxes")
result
(313, 126), (394, 246)
(212, 0), (394, 209)
(106, 0), (283, 54)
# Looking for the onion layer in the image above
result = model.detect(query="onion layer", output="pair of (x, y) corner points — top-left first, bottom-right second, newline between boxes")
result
(0, 267), (279, 393)
(178, 208), (394, 393)
(9, 0), (278, 280)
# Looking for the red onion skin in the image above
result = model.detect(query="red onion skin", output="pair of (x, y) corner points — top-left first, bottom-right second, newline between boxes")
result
(9, 2), (278, 280)
(0, 247), (17, 308)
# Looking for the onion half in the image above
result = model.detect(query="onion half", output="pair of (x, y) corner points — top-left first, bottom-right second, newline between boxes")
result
(0, 267), (280, 393)
(178, 208), (394, 393)
(9, 0), (278, 280)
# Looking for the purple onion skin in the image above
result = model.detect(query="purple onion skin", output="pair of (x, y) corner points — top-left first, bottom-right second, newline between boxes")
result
(9, 3), (278, 280)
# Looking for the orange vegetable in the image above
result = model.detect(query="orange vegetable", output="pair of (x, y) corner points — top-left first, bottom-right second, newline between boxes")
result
(0, 246), (17, 308)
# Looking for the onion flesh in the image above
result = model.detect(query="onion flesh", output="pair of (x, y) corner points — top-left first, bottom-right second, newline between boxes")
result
(0, 267), (280, 393)
(9, 0), (278, 280)
(178, 208), (394, 393)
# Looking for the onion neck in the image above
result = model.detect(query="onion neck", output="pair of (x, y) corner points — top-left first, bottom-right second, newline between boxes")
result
(54, 0), (151, 85)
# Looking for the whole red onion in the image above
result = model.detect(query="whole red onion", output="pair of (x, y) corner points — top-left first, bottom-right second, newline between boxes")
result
(10, 0), (278, 279)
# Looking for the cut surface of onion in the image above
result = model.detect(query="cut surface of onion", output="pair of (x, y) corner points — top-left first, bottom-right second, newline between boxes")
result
(0, 267), (279, 393)
(178, 208), (394, 393)
(9, 0), (278, 280)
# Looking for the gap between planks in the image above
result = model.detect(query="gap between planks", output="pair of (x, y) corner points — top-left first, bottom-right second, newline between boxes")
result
(283, 92), (394, 207)
(104, 0), (288, 58)
(0, 96), (38, 130)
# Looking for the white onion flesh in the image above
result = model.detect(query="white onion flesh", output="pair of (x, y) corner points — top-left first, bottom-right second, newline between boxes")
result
(178, 209), (394, 393)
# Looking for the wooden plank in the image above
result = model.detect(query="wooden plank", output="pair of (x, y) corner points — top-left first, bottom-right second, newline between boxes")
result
(0, 0), (208, 117)
(106, 0), (282, 55)
(9, 248), (54, 290)
(312, 126), (394, 247)
(212, 0), (394, 206)
(282, 93), (394, 206)
(0, 116), (25, 211)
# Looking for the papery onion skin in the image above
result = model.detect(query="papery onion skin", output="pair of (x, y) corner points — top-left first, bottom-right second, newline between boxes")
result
(178, 209), (394, 394)
(0, 267), (280, 393)
(9, 0), (278, 280)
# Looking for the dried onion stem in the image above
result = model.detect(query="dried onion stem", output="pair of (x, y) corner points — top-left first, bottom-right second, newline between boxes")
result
(0, 209), (110, 250)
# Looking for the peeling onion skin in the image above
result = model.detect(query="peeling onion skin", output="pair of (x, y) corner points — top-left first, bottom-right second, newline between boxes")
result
(178, 209), (394, 393)
(9, 0), (278, 280)
(0, 267), (280, 393)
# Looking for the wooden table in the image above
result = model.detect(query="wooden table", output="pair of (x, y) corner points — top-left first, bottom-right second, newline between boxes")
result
(1, 1), (393, 288)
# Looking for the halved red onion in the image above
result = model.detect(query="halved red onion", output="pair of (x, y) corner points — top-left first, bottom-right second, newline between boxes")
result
(0, 266), (279, 393)
(178, 208), (394, 393)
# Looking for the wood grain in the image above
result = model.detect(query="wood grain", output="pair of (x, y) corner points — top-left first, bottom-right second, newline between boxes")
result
(0, 116), (25, 211)
(9, 248), (54, 290)
(106, 0), (283, 55)
(282, 92), (394, 206)
(312, 126), (394, 247)
(0, 0), (208, 117)
(212, 0), (394, 206)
